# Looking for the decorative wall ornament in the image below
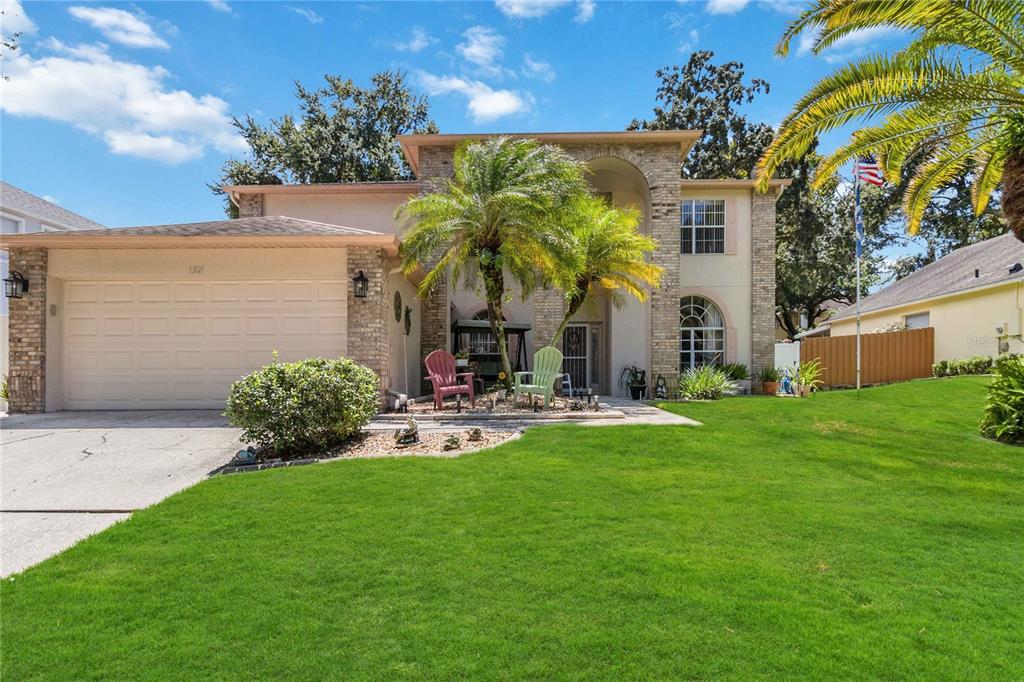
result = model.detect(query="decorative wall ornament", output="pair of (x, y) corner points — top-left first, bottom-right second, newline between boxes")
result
(394, 291), (402, 322)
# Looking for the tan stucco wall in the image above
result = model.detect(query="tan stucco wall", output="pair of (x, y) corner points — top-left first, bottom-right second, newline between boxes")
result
(263, 194), (409, 234)
(829, 282), (1024, 361)
(387, 271), (421, 398)
(679, 187), (753, 367)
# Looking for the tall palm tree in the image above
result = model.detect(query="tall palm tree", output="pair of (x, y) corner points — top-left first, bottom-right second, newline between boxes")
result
(549, 195), (663, 345)
(398, 136), (588, 387)
(755, 0), (1024, 241)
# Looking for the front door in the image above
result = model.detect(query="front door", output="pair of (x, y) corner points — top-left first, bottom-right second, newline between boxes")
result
(562, 324), (600, 395)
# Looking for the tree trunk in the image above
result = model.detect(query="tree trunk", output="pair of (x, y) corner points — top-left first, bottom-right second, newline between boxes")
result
(1005, 146), (1024, 243)
(550, 286), (588, 347)
(481, 262), (513, 389)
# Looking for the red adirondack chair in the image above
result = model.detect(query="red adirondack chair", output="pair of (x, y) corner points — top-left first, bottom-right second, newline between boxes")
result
(424, 349), (475, 410)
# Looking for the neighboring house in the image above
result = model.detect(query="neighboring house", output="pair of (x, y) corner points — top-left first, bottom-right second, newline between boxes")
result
(1, 182), (106, 403)
(828, 233), (1024, 361)
(0, 131), (787, 413)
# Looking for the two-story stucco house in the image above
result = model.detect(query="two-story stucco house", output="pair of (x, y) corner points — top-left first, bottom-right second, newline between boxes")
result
(0, 131), (787, 413)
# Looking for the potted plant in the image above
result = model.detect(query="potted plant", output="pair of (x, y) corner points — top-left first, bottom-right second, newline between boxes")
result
(759, 366), (781, 396)
(619, 365), (647, 400)
(797, 358), (824, 397)
(454, 349), (470, 368)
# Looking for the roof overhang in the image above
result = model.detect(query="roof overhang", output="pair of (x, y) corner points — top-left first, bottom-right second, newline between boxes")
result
(0, 232), (401, 256)
(829, 277), (1022, 323)
(397, 130), (703, 175)
(681, 178), (793, 196)
(222, 182), (421, 206)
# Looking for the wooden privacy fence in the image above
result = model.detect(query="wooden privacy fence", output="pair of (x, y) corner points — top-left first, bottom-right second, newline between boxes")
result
(800, 328), (934, 387)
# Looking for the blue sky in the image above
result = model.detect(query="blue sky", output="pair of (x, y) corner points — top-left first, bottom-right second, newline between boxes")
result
(1, 0), (908, 228)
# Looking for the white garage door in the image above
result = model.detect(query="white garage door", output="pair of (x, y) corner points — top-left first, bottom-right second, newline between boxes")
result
(62, 279), (347, 409)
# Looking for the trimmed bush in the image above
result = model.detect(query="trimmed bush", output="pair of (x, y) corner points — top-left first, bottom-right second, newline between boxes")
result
(980, 354), (1024, 444)
(939, 355), (993, 377)
(932, 360), (949, 377)
(226, 355), (380, 456)
(678, 365), (736, 400)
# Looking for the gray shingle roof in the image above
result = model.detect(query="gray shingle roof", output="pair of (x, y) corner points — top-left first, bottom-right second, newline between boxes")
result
(0, 182), (107, 230)
(60, 216), (382, 237)
(831, 232), (1024, 320)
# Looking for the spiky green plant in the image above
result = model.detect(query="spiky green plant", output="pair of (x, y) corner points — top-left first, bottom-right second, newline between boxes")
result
(397, 137), (588, 386)
(549, 194), (663, 344)
(979, 354), (1024, 443)
(678, 365), (737, 401)
(756, 0), (1024, 241)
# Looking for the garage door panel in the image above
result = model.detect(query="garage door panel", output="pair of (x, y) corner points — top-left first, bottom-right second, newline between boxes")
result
(63, 279), (348, 409)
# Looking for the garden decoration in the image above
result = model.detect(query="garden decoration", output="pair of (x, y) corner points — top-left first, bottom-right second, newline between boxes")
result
(443, 434), (461, 451)
(393, 291), (402, 322)
(467, 427), (482, 442)
(655, 374), (667, 399)
(394, 416), (420, 446)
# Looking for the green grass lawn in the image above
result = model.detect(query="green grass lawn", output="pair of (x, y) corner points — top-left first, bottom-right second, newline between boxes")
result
(3, 377), (1022, 680)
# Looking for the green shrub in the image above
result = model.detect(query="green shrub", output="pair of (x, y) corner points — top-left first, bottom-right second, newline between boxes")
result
(226, 355), (380, 456)
(758, 366), (781, 383)
(678, 365), (736, 400)
(941, 356), (993, 377)
(932, 360), (948, 377)
(722, 362), (750, 382)
(979, 354), (1024, 444)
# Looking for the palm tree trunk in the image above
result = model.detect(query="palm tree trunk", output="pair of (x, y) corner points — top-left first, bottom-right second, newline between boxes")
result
(550, 288), (588, 347)
(1005, 146), (1024, 243)
(481, 262), (513, 389)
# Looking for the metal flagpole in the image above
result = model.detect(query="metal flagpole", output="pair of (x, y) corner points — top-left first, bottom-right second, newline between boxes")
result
(855, 170), (862, 392)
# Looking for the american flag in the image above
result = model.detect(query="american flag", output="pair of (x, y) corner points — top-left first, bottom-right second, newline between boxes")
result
(856, 155), (885, 186)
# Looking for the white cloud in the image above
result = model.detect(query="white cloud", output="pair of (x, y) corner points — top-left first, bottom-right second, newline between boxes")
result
(417, 72), (531, 123)
(678, 28), (699, 53)
(495, 0), (595, 22)
(68, 6), (169, 49)
(575, 0), (595, 23)
(706, 0), (750, 14)
(457, 26), (507, 78)
(0, 41), (245, 164)
(206, 0), (232, 12)
(287, 6), (323, 24)
(393, 26), (435, 52)
(1, 0), (36, 37)
(798, 26), (898, 62)
(522, 54), (555, 82)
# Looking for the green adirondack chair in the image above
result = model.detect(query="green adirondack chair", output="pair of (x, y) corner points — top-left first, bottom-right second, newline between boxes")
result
(513, 346), (563, 408)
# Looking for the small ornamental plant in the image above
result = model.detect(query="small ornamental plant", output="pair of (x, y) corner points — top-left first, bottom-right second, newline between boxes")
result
(979, 354), (1024, 444)
(226, 354), (379, 457)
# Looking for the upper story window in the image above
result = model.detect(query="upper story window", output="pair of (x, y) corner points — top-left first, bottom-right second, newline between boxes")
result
(1, 213), (24, 235)
(680, 199), (725, 254)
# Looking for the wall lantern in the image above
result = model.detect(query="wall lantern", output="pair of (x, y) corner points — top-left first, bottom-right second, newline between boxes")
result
(352, 270), (369, 299)
(4, 271), (28, 299)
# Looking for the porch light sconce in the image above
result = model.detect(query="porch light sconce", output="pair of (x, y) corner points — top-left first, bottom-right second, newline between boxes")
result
(352, 270), (369, 299)
(4, 271), (28, 299)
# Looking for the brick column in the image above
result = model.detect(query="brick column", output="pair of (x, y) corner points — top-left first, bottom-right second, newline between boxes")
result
(415, 146), (454, 394)
(7, 248), (47, 413)
(750, 190), (778, 391)
(532, 288), (565, 353)
(347, 246), (389, 402)
(237, 193), (263, 218)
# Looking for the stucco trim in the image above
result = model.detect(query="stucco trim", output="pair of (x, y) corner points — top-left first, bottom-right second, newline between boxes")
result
(0, 234), (401, 255)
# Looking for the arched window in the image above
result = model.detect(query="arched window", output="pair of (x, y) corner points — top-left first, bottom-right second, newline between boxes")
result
(680, 296), (725, 370)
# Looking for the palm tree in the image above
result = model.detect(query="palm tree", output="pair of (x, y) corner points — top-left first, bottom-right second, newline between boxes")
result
(755, 0), (1024, 241)
(549, 195), (663, 345)
(398, 136), (588, 387)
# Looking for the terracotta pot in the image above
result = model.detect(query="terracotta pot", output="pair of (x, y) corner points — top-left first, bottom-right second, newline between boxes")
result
(799, 385), (812, 397)
(763, 381), (779, 396)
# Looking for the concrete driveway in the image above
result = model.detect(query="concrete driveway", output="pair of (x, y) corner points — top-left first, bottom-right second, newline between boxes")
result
(1, 411), (242, 576)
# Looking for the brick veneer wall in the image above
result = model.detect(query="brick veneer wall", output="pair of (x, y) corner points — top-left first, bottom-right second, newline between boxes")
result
(7, 248), (47, 413)
(750, 190), (778, 391)
(347, 246), (389, 400)
(415, 146), (454, 394)
(532, 288), (565, 353)
(237, 193), (263, 218)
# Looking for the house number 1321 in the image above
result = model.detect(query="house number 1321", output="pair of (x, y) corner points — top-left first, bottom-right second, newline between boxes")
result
(189, 265), (205, 275)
